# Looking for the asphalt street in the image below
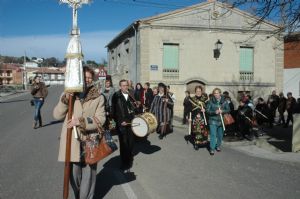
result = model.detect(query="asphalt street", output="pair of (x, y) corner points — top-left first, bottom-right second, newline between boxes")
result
(0, 86), (300, 199)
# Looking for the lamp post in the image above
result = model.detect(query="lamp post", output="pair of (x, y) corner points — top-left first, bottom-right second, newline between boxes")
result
(59, 1), (91, 199)
(213, 39), (223, 60)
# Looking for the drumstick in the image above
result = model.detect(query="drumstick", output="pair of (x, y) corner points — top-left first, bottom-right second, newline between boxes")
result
(200, 103), (207, 125)
(219, 107), (226, 131)
(126, 122), (140, 126)
(188, 112), (192, 135)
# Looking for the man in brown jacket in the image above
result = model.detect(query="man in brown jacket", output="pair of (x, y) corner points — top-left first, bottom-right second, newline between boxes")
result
(31, 76), (48, 129)
(53, 67), (106, 199)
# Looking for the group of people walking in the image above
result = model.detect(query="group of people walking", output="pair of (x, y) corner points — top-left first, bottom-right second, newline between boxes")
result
(30, 66), (299, 199)
(183, 89), (300, 145)
(183, 87), (230, 155)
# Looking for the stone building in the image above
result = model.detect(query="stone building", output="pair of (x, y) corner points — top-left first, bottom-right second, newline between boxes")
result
(284, 32), (300, 99)
(106, 0), (283, 116)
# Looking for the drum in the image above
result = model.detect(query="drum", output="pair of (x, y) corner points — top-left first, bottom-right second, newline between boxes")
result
(131, 112), (158, 137)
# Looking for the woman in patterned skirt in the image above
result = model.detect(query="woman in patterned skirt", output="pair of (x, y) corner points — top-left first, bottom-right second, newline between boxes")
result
(189, 86), (209, 150)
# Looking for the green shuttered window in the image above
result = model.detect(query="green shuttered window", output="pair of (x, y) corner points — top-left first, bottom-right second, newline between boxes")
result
(239, 47), (253, 72)
(163, 44), (179, 69)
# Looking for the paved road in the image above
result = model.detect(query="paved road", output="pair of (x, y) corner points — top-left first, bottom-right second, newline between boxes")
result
(0, 86), (300, 199)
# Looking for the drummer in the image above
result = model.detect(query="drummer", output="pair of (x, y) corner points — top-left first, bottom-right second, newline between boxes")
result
(111, 79), (137, 172)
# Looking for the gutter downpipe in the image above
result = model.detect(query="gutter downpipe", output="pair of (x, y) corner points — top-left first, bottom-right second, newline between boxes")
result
(132, 23), (138, 84)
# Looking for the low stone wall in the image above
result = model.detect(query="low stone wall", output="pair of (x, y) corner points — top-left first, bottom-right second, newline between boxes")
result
(292, 114), (300, 152)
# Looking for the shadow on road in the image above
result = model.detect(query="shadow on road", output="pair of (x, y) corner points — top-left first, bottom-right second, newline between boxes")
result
(43, 120), (64, 127)
(266, 125), (293, 152)
(94, 156), (136, 199)
(133, 138), (161, 156)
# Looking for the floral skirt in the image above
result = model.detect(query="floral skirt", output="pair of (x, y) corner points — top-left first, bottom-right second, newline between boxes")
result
(192, 117), (208, 145)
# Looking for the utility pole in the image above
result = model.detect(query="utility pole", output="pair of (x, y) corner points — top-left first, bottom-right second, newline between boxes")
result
(23, 51), (27, 90)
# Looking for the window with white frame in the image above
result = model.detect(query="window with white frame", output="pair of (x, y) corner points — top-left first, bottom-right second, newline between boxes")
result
(162, 43), (180, 79)
(239, 46), (254, 81)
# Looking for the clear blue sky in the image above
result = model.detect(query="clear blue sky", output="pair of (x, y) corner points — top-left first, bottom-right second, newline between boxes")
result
(0, 0), (203, 62)
(0, 0), (203, 36)
(0, 0), (280, 62)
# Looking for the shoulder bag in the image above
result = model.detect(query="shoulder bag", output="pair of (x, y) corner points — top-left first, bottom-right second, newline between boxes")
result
(83, 117), (118, 165)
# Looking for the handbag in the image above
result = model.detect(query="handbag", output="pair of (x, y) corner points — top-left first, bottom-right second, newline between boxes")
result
(83, 117), (118, 165)
(223, 113), (235, 126)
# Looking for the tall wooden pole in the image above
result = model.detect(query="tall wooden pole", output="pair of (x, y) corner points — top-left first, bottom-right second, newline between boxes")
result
(59, 1), (91, 198)
(63, 95), (74, 199)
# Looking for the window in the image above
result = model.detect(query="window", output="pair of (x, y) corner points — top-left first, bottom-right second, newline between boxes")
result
(239, 47), (254, 81)
(162, 43), (180, 79)
(51, 74), (55, 80)
(239, 47), (253, 72)
(163, 43), (179, 70)
(57, 74), (62, 80)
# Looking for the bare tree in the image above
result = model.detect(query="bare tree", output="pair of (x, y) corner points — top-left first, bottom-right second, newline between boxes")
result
(222, 0), (300, 35)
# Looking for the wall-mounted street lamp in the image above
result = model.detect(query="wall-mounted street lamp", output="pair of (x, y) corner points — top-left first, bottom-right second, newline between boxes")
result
(213, 39), (223, 60)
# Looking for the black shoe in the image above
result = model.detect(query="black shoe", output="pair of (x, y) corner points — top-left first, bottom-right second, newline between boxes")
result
(194, 145), (199, 150)
(216, 147), (221, 152)
(159, 135), (163, 140)
(210, 151), (215, 156)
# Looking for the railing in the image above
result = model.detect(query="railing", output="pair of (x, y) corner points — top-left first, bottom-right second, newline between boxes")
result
(240, 71), (253, 81)
(163, 69), (179, 79)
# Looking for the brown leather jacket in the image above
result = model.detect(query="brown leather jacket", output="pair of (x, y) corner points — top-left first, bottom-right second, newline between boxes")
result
(31, 82), (48, 99)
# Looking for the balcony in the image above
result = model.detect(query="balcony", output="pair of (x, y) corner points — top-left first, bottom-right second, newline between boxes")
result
(239, 71), (253, 81)
(163, 69), (179, 79)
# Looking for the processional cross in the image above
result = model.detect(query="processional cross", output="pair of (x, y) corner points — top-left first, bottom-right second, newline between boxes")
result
(59, 1), (91, 199)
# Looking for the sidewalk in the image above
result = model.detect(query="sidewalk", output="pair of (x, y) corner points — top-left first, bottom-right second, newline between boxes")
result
(172, 116), (300, 163)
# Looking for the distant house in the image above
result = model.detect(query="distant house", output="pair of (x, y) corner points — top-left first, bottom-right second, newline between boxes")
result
(0, 63), (23, 85)
(30, 67), (65, 85)
(284, 32), (300, 99)
(24, 62), (39, 68)
(106, 0), (283, 116)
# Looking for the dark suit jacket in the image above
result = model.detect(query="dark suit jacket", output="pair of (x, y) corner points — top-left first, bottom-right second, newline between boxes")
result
(111, 90), (135, 126)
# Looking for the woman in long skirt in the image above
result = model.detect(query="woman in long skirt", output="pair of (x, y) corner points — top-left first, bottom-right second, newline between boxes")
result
(189, 86), (209, 150)
(150, 83), (174, 139)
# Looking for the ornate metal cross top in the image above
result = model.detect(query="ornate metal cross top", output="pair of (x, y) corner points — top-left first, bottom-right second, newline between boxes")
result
(60, 0), (91, 35)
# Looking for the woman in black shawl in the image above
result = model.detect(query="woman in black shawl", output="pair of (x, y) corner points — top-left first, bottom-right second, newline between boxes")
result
(150, 83), (174, 139)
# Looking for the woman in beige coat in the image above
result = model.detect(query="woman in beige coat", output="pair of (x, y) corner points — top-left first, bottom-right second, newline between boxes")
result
(53, 67), (106, 199)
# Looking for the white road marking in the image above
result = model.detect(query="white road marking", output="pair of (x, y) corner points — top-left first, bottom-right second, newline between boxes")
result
(113, 170), (138, 199)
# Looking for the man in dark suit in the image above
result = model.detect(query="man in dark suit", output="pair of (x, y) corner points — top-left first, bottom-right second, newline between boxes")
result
(112, 79), (136, 171)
